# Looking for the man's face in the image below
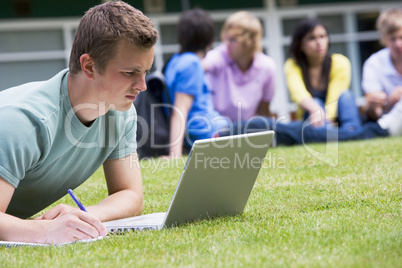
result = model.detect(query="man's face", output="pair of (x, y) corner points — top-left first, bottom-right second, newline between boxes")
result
(385, 28), (402, 60)
(93, 40), (154, 111)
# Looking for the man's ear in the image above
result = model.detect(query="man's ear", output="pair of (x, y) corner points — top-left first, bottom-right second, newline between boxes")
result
(80, 54), (95, 79)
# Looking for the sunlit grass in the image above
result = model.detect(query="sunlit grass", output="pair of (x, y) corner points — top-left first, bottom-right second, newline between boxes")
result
(1, 137), (401, 267)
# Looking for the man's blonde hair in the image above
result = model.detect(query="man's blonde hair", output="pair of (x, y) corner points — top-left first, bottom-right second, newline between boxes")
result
(221, 11), (263, 53)
(376, 8), (402, 46)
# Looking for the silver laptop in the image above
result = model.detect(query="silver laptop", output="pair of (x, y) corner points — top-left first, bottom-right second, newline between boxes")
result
(103, 130), (275, 233)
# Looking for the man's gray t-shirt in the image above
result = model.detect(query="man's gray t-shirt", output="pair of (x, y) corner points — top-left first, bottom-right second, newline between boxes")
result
(0, 69), (137, 218)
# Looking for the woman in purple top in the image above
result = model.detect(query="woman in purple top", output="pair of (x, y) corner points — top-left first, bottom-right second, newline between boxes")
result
(203, 11), (277, 121)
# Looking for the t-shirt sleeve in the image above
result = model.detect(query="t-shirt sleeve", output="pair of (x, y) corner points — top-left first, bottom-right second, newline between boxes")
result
(174, 59), (204, 97)
(361, 55), (382, 94)
(107, 106), (138, 160)
(0, 106), (45, 188)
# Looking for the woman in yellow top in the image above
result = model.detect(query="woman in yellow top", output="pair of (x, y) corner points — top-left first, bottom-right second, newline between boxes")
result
(284, 18), (359, 128)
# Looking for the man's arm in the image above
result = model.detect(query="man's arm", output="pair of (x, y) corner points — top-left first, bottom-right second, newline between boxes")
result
(361, 52), (388, 121)
(0, 176), (14, 213)
(364, 86), (401, 121)
(364, 91), (387, 121)
(85, 151), (144, 222)
(0, 176), (106, 244)
(169, 93), (194, 157)
(388, 86), (402, 108)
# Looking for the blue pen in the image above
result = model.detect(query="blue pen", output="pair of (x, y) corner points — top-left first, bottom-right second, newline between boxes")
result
(68, 189), (88, 212)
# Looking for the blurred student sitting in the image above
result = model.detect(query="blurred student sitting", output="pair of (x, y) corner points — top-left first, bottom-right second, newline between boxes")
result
(164, 8), (229, 157)
(284, 18), (360, 131)
(203, 11), (276, 121)
(361, 8), (402, 136)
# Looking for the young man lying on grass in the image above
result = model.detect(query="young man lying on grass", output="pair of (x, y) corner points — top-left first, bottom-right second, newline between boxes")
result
(0, 1), (157, 244)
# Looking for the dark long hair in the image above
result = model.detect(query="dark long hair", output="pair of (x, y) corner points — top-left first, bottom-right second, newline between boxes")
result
(289, 18), (332, 94)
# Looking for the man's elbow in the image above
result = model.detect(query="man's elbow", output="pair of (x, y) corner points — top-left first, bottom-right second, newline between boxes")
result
(137, 194), (144, 215)
(131, 190), (144, 216)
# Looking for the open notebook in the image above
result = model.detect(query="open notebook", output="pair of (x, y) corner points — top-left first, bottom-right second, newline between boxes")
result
(0, 236), (104, 247)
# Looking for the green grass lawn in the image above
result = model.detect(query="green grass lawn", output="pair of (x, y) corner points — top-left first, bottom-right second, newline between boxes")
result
(1, 137), (401, 267)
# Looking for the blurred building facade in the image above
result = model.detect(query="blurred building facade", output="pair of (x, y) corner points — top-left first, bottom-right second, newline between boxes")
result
(0, 0), (401, 117)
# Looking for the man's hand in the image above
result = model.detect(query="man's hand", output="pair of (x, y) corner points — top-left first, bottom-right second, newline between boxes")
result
(35, 204), (75, 220)
(366, 91), (387, 107)
(388, 86), (402, 107)
(34, 204), (108, 244)
(308, 107), (327, 127)
(365, 91), (387, 120)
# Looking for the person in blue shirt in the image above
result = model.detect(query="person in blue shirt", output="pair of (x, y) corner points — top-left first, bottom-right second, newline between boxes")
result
(165, 8), (229, 157)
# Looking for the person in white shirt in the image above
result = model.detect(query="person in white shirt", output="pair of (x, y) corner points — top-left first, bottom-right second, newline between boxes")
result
(362, 8), (402, 136)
